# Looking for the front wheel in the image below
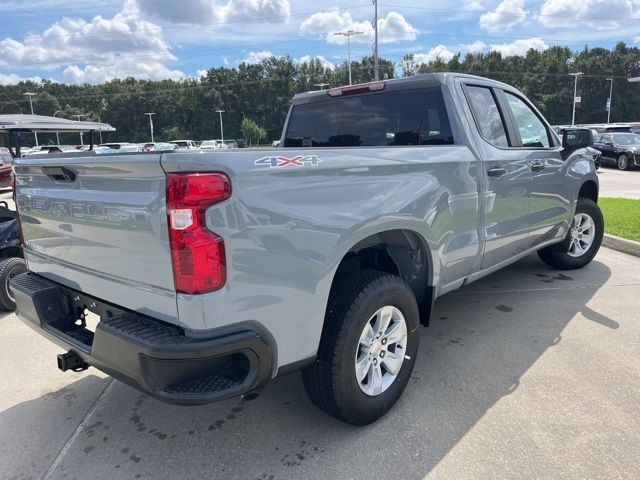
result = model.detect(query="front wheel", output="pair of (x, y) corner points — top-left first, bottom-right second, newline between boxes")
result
(302, 270), (419, 425)
(617, 154), (630, 171)
(538, 197), (604, 270)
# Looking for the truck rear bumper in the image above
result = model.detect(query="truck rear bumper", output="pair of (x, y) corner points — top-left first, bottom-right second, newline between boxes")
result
(10, 272), (272, 405)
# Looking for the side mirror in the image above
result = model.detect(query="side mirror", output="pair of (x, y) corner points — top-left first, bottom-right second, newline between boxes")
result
(604, 141), (613, 146)
(562, 129), (593, 150)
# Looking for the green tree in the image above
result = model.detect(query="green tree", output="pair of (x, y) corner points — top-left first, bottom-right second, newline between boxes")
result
(241, 117), (267, 147)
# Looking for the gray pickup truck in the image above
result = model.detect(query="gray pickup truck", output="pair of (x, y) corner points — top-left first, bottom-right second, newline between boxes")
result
(11, 73), (602, 425)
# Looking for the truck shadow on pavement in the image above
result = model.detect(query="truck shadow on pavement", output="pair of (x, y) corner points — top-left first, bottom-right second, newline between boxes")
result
(1, 254), (614, 480)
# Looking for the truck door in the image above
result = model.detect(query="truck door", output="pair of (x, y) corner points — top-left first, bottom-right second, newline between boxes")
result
(498, 90), (572, 250)
(462, 84), (531, 269)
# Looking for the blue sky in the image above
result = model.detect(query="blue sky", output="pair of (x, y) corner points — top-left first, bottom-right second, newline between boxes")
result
(1, 0), (640, 85)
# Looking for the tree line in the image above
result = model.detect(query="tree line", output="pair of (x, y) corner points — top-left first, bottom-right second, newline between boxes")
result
(1, 43), (640, 146)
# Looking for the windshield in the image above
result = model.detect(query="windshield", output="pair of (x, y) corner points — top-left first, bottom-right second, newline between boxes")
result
(613, 133), (640, 145)
(201, 141), (215, 146)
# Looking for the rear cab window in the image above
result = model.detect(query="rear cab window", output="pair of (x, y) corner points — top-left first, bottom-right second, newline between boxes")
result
(284, 87), (454, 147)
(464, 85), (509, 148)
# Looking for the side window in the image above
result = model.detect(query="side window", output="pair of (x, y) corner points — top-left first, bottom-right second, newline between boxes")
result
(504, 92), (551, 148)
(465, 86), (509, 148)
(593, 134), (602, 143)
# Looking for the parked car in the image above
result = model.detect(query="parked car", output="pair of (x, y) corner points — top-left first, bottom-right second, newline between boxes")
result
(200, 139), (227, 150)
(224, 140), (238, 149)
(10, 73), (601, 426)
(99, 142), (132, 150)
(22, 145), (67, 156)
(141, 142), (178, 152)
(272, 140), (280, 147)
(593, 132), (640, 170)
(236, 139), (247, 148)
(169, 140), (198, 150)
(0, 148), (13, 188)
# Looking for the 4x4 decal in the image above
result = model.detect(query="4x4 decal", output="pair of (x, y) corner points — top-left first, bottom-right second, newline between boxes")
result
(254, 155), (322, 168)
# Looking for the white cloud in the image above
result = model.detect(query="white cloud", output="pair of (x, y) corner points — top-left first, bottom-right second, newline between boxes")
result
(222, 55), (230, 66)
(196, 69), (208, 78)
(242, 50), (276, 64)
(62, 58), (184, 84)
(134, 0), (291, 24)
(479, 0), (527, 32)
(298, 55), (335, 69)
(538, 0), (634, 29)
(490, 37), (549, 56)
(300, 10), (418, 44)
(0, 3), (174, 70)
(466, 40), (487, 53)
(0, 2), (185, 84)
(414, 45), (456, 64)
(0, 73), (32, 85)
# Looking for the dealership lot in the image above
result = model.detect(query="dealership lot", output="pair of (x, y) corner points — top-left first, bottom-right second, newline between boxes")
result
(1, 247), (639, 480)
(598, 168), (640, 199)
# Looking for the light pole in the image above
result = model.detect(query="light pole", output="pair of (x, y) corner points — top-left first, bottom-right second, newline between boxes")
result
(314, 83), (330, 90)
(216, 109), (225, 142)
(373, 0), (379, 81)
(145, 113), (155, 143)
(570, 72), (583, 126)
(74, 114), (86, 145)
(606, 77), (613, 124)
(335, 30), (364, 85)
(23, 92), (39, 146)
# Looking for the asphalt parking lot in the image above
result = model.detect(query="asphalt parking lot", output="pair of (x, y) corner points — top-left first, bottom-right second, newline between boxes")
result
(598, 167), (640, 199)
(1, 247), (639, 480)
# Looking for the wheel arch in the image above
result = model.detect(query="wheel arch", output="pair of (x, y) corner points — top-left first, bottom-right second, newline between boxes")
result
(327, 228), (435, 327)
(578, 180), (598, 203)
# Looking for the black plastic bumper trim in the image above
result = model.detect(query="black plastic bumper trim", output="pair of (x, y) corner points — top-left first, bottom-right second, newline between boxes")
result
(10, 272), (273, 405)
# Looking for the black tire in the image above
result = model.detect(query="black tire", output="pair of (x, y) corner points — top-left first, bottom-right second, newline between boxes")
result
(302, 270), (419, 425)
(617, 154), (629, 171)
(0, 257), (26, 311)
(537, 197), (604, 270)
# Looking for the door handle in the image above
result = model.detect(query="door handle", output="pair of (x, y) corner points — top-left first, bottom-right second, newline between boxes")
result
(530, 162), (545, 173)
(487, 167), (506, 178)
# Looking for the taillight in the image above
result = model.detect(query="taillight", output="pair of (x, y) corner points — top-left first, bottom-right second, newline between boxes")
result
(166, 173), (231, 294)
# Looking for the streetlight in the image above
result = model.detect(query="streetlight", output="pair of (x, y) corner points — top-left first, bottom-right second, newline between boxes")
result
(23, 92), (39, 146)
(373, 0), (379, 81)
(335, 30), (364, 85)
(570, 72), (583, 126)
(216, 109), (225, 142)
(145, 113), (155, 143)
(314, 83), (330, 90)
(606, 77), (613, 124)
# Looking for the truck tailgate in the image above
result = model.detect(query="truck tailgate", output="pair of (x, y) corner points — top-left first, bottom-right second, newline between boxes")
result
(14, 154), (178, 323)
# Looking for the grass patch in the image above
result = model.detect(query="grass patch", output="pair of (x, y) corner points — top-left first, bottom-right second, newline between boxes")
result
(599, 198), (640, 242)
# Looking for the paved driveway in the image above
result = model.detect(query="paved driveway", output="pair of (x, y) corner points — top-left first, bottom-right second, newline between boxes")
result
(598, 168), (640, 199)
(1, 248), (639, 480)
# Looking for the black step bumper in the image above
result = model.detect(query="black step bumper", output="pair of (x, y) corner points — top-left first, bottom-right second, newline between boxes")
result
(10, 272), (273, 405)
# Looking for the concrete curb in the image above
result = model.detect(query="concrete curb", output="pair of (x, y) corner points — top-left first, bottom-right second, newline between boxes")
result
(603, 234), (640, 258)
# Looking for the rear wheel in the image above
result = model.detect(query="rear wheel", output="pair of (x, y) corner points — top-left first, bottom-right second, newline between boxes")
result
(617, 154), (630, 171)
(0, 257), (26, 311)
(538, 197), (603, 270)
(302, 270), (419, 425)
